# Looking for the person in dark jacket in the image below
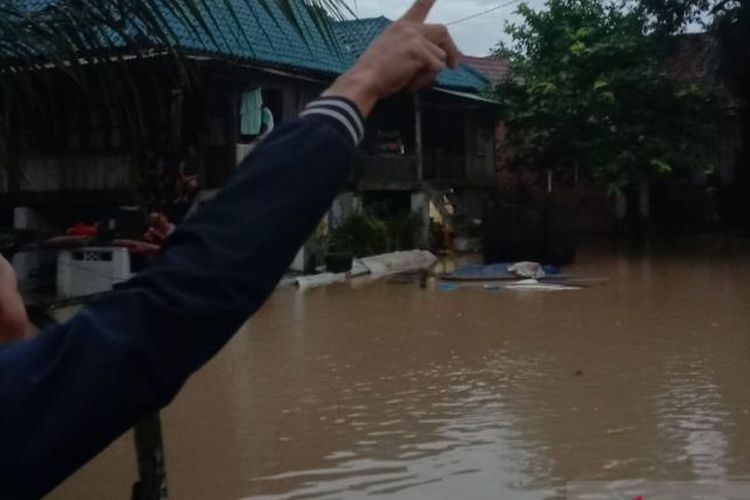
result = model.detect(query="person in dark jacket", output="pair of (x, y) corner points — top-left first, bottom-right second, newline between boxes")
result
(0, 0), (459, 497)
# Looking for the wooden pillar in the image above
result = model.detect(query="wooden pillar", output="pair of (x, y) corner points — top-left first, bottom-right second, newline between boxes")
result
(228, 87), (239, 168)
(282, 86), (297, 121)
(414, 93), (424, 182)
(413, 93), (428, 247)
(132, 413), (169, 500)
(411, 191), (430, 248)
(25, 308), (170, 500)
(463, 113), (473, 182)
(638, 179), (650, 220)
(615, 190), (627, 223)
(168, 88), (183, 151)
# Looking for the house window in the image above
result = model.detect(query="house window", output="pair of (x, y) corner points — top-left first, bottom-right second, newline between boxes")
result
(238, 88), (283, 144)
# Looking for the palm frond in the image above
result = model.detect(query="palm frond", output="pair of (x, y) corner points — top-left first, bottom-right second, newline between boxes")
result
(0, 0), (353, 170)
(0, 0), (352, 70)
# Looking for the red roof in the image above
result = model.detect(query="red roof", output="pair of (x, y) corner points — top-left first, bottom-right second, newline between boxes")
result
(460, 55), (510, 85)
(664, 33), (720, 84)
(663, 33), (737, 107)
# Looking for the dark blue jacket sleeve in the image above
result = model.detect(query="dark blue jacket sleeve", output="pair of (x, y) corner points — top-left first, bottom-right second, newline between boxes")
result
(0, 97), (365, 499)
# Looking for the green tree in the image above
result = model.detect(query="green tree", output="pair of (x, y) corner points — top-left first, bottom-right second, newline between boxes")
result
(639, 0), (749, 233)
(494, 0), (716, 202)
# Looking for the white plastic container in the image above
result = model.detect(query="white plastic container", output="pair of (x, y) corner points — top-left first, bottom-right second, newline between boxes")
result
(57, 247), (131, 299)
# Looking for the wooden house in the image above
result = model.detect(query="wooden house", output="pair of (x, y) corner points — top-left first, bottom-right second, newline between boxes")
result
(1, 6), (499, 254)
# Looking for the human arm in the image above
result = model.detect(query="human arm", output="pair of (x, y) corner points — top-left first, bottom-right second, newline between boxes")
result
(0, 1), (459, 496)
(0, 98), (365, 498)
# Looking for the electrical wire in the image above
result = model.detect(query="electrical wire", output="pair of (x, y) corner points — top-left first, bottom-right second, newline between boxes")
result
(446, 0), (524, 26)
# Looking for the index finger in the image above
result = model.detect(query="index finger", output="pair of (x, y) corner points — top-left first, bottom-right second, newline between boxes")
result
(423, 24), (461, 68)
(400, 0), (437, 23)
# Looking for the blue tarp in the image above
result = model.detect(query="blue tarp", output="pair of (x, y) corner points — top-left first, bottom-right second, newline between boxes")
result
(446, 263), (562, 281)
(448, 263), (515, 280)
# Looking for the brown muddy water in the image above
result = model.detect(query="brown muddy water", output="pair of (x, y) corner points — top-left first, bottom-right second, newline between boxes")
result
(48, 238), (750, 500)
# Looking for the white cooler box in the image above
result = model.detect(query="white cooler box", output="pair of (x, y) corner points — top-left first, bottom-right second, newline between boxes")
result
(57, 247), (131, 299)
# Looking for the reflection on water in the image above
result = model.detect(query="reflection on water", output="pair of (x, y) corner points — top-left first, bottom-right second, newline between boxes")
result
(49, 238), (750, 500)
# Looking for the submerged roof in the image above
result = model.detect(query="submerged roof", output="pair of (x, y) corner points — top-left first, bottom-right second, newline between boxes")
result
(334, 17), (490, 93)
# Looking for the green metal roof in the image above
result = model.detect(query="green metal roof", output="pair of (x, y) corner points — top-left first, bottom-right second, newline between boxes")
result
(333, 17), (490, 93)
(17, 0), (353, 75)
(163, 1), (354, 74)
(15, 2), (489, 91)
(334, 17), (391, 57)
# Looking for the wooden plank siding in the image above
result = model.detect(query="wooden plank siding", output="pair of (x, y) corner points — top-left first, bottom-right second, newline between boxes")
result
(352, 154), (421, 190)
(15, 154), (133, 193)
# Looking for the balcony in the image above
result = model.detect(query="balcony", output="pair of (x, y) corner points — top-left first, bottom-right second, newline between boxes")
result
(350, 151), (487, 190)
(352, 154), (421, 190)
(423, 152), (465, 183)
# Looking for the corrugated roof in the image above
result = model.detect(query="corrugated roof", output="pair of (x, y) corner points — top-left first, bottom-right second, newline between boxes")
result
(14, 3), (490, 91)
(16, 0), (353, 75)
(433, 88), (499, 105)
(333, 17), (490, 93)
(334, 17), (391, 58)
(460, 55), (510, 85)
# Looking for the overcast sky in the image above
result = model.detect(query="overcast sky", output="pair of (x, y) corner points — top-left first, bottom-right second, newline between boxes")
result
(352, 0), (548, 57)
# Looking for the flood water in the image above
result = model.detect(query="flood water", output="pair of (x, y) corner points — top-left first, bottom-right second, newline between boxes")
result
(49, 237), (750, 499)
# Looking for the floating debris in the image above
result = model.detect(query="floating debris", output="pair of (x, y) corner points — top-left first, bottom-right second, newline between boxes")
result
(508, 261), (546, 279)
(504, 279), (581, 291)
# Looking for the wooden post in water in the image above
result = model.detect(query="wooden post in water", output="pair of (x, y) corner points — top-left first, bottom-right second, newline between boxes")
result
(25, 307), (169, 499)
(131, 413), (168, 500)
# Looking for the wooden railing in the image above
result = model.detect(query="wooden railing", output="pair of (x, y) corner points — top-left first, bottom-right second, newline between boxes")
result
(352, 154), (420, 188)
(423, 152), (465, 181)
(352, 152), (473, 189)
